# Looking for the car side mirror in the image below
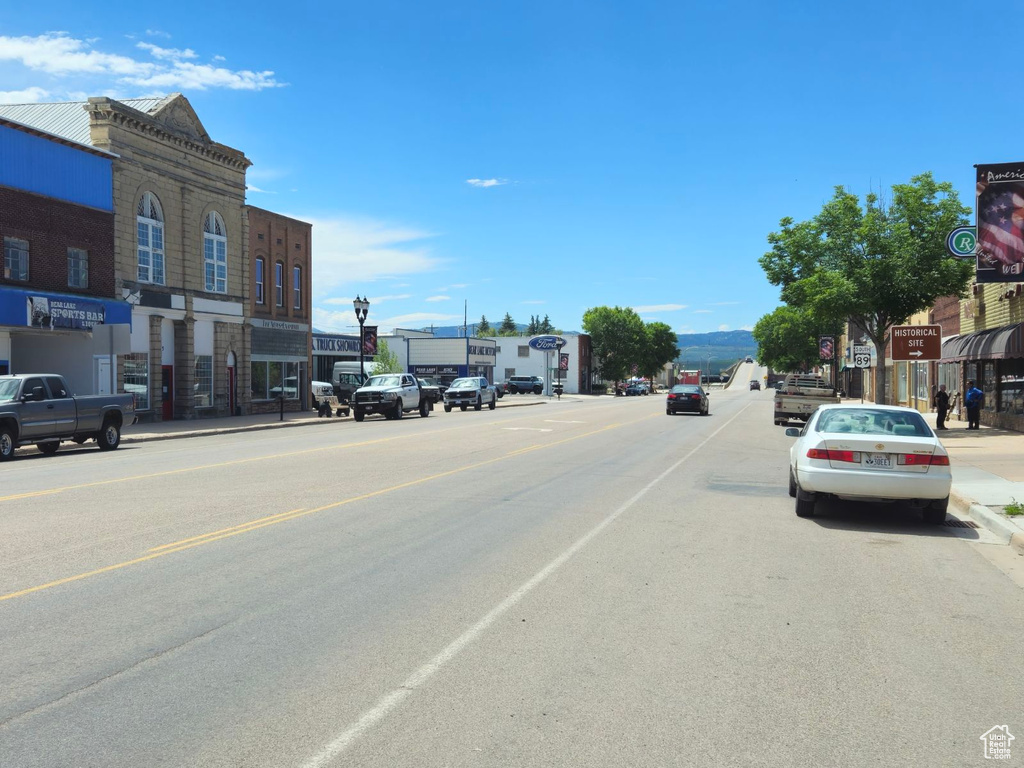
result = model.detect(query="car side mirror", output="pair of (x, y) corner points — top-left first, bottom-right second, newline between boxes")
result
(785, 428), (800, 437)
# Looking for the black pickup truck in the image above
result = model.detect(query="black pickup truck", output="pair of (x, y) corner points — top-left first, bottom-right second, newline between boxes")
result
(0, 374), (137, 460)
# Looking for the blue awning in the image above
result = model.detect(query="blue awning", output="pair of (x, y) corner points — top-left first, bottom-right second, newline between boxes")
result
(0, 286), (132, 331)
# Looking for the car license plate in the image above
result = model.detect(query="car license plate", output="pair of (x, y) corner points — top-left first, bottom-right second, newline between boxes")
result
(863, 453), (892, 469)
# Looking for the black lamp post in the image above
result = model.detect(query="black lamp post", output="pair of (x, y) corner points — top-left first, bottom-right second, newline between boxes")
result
(353, 295), (370, 381)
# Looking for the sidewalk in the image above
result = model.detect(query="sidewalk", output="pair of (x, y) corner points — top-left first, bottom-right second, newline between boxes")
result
(121, 396), (550, 444)
(843, 401), (1024, 553)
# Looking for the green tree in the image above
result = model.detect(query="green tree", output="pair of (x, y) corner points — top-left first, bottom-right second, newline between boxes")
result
(582, 306), (645, 383)
(526, 315), (539, 335)
(759, 172), (973, 403)
(752, 305), (841, 374)
(371, 338), (401, 374)
(638, 322), (680, 383)
(477, 315), (492, 335)
(538, 314), (555, 334)
(498, 312), (518, 336)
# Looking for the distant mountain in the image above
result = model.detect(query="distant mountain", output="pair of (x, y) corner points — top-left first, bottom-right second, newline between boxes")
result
(419, 323), (570, 338)
(675, 330), (757, 374)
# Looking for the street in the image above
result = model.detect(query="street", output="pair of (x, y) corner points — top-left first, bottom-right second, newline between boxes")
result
(1, 385), (1022, 767)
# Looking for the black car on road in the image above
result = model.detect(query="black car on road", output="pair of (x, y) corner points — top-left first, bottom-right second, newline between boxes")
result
(666, 384), (709, 416)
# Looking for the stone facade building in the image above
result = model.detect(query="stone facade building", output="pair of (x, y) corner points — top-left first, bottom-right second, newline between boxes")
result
(0, 94), (252, 420)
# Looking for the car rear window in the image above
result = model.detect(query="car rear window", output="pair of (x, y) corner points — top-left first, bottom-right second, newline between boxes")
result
(816, 408), (931, 437)
(672, 385), (700, 394)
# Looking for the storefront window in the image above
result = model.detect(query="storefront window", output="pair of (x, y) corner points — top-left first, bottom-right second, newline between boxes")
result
(897, 362), (908, 403)
(251, 362), (268, 400)
(983, 362), (997, 411)
(998, 359), (1024, 416)
(914, 363), (929, 402)
(123, 353), (149, 410)
(268, 361), (283, 398)
(194, 355), (213, 408)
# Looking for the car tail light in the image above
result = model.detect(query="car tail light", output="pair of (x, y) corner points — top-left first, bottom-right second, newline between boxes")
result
(667, 394), (676, 400)
(690, 394), (701, 400)
(806, 448), (861, 463)
(897, 453), (949, 466)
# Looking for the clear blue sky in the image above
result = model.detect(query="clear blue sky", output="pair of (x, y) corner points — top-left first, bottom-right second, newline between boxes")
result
(0, 2), (1014, 334)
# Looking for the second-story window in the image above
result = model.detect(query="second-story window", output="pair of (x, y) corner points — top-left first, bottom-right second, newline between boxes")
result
(293, 266), (301, 310)
(3, 237), (29, 281)
(137, 192), (165, 285)
(68, 247), (88, 288)
(255, 258), (265, 304)
(275, 261), (284, 307)
(203, 211), (227, 294)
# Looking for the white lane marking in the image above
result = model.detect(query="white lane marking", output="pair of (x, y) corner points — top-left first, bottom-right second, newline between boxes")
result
(302, 402), (753, 768)
(501, 427), (553, 432)
(544, 420), (586, 424)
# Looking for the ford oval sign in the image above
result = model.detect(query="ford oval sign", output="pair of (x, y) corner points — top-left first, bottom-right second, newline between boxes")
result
(529, 335), (566, 351)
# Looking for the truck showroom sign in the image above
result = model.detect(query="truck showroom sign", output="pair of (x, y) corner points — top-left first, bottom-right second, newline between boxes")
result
(528, 335), (566, 351)
(890, 325), (942, 361)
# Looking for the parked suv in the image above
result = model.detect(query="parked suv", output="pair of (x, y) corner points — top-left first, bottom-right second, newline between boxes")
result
(507, 375), (544, 395)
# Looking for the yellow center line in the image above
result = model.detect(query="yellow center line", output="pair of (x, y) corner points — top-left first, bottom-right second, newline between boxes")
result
(0, 414), (660, 603)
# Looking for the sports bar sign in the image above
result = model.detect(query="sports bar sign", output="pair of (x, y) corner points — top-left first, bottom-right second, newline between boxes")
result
(890, 325), (941, 361)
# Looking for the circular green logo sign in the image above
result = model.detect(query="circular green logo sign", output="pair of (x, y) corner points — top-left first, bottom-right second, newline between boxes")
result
(946, 226), (977, 258)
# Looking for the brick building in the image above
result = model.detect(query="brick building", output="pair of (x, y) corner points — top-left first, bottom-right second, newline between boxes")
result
(0, 116), (130, 393)
(246, 207), (313, 413)
(0, 94), (252, 420)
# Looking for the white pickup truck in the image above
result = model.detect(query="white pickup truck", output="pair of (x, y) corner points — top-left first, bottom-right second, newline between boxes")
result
(351, 373), (430, 421)
(773, 374), (840, 426)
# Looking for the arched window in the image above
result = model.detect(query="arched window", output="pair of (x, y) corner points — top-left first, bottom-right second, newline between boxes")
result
(203, 211), (227, 293)
(136, 192), (165, 284)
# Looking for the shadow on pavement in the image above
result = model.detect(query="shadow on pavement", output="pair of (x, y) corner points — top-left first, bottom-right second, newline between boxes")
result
(806, 498), (980, 540)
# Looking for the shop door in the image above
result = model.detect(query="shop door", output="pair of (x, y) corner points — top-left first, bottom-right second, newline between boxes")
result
(162, 366), (173, 420)
(227, 366), (236, 415)
(95, 357), (112, 395)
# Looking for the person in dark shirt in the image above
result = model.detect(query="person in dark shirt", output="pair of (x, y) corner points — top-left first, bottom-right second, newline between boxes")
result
(934, 383), (949, 430)
(965, 380), (984, 430)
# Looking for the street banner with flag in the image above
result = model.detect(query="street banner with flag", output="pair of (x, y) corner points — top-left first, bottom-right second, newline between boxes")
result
(559, 353), (569, 371)
(976, 163), (1024, 283)
(362, 325), (378, 356)
(819, 336), (834, 361)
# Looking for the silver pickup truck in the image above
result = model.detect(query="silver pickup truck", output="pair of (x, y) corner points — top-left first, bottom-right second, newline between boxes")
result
(0, 373), (137, 460)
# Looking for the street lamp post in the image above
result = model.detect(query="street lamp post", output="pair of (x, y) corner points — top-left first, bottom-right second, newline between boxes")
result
(353, 295), (370, 382)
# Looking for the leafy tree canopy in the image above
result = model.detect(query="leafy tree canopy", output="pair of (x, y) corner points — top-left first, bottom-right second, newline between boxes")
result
(583, 305), (676, 383)
(638, 322), (680, 381)
(752, 305), (840, 374)
(758, 172), (973, 402)
(371, 338), (402, 374)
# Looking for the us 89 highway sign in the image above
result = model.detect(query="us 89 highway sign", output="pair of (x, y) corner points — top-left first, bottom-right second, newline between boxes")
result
(853, 345), (871, 368)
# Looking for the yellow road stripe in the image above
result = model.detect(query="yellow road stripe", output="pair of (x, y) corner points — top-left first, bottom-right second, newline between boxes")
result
(0, 416), (655, 603)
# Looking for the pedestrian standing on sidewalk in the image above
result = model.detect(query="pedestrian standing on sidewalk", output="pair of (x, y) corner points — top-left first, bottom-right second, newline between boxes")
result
(934, 383), (949, 430)
(965, 380), (984, 430)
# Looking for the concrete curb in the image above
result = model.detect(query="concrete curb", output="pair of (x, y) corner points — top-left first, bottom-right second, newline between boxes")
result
(121, 399), (548, 444)
(949, 487), (1024, 554)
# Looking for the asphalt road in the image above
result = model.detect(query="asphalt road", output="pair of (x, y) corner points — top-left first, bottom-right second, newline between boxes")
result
(1, 386), (1022, 767)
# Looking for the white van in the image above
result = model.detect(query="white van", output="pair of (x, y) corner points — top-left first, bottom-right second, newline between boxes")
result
(332, 361), (376, 402)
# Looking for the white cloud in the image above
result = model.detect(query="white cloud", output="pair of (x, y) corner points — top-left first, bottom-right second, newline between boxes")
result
(718, 324), (730, 331)
(739, 325), (753, 331)
(466, 178), (506, 188)
(710, 301), (741, 306)
(425, 295), (450, 302)
(0, 86), (50, 102)
(213, 55), (226, 62)
(393, 283), (411, 288)
(375, 312), (460, 331)
(322, 294), (411, 305)
(312, 307), (359, 334)
(146, 30), (172, 39)
(302, 214), (442, 291)
(136, 42), (198, 60)
(521, 300), (546, 305)
(634, 303), (686, 313)
(693, 309), (712, 314)
(246, 185), (275, 194)
(0, 32), (283, 92)
(449, 283), (469, 288)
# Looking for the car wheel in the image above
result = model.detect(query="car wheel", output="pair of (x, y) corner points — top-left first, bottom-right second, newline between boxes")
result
(420, 399), (430, 417)
(353, 409), (365, 422)
(460, 404), (467, 412)
(0, 426), (14, 461)
(443, 404), (452, 413)
(795, 489), (815, 518)
(394, 400), (403, 419)
(97, 420), (121, 451)
(489, 396), (496, 410)
(534, 386), (542, 395)
(510, 385), (519, 394)
(666, 408), (672, 415)
(923, 497), (948, 524)
(788, 469), (797, 498)
(38, 442), (60, 455)
(475, 396), (482, 411)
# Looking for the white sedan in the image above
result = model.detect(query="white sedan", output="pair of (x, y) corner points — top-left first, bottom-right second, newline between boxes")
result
(786, 404), (952, 524)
